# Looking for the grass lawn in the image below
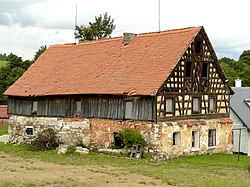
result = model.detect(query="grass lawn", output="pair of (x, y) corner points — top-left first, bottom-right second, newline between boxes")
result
(0, 138), (249, 187)
(0, 60), (7, 68)
(0, 125), (8, 136)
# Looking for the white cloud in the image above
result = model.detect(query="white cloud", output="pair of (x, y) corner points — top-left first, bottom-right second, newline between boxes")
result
(0, 0), (249, 60)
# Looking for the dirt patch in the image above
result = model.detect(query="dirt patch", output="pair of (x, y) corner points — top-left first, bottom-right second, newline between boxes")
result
(0, 151), (166, 187)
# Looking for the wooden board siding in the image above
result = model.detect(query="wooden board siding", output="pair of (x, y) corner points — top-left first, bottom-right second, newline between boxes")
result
(8, 95), (155, 121)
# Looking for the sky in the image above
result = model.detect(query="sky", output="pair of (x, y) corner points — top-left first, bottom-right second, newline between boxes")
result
(0, 0), (249, 61)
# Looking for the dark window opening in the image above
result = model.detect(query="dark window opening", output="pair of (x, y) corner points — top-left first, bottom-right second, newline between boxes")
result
(113, 132), (124, 148)
(208, 129), (216, 147)
(202, 63), (209, 78)
(26, 127), (34, 136)
(185, 61), (192, 77)
(195, 40), (202, 54)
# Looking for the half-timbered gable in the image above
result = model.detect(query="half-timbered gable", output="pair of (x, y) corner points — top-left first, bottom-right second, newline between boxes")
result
(4, 26), (233, 158)
(157, 28), (232, 120)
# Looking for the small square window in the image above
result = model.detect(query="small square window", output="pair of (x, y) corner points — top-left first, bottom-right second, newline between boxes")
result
(25, 127), (34, 136)
(173, 132), (180, 146)
(208, 129), (216, 147)
(185, 61), (192, 77)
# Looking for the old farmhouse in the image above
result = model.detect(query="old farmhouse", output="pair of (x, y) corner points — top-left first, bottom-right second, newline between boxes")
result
(4, 26), (233, 158)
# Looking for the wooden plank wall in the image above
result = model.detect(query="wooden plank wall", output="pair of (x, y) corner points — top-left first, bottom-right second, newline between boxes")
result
(8, 95), (155, 121)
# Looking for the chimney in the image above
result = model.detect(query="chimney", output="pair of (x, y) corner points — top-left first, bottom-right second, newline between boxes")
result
(123, 33), (137, 45)
(235, 78), (242, 87)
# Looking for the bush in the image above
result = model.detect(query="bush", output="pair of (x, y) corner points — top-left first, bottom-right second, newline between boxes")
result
(117, 129), (146, 148)
(27, 128), (59, 151)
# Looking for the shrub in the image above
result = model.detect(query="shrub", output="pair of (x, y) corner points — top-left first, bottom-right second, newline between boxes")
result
(117, 129), (146, 148)
(27, 128), (59, 151)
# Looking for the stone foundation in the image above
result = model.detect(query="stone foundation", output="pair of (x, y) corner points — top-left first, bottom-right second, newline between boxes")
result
(8, 115), (233, 158)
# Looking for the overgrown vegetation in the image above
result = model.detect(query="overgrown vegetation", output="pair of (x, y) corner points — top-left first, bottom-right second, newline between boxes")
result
(114, 129), (146, 148)
(26, 128), (58, 151)
(0, 142), (249, 186)
(0, 125), (8, 136)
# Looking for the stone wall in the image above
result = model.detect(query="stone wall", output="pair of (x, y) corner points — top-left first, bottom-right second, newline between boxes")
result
(8, 115), (232, 159)
(8, 115), (90, 146)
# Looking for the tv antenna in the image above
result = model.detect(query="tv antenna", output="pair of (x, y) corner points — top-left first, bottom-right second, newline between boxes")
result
(158, 0), (161, 32)
(74, 5), (78, 43)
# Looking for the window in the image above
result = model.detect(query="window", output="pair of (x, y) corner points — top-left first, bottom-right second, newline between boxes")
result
(76, 100), (81, 112)
(185, 61), (192, 77)
(125, 100), (133, 119)
(25, 127), (34, 136)
(192, 131), (199, 148)
(209, 97), (216, 112)
(192, 97), (200, 113)
(173, 132), (180, 146)
(32, 101), (38, 113)
(202, 63), (209, 78)
(208, 129), (216, 147)
(113, 132), (124, 148)
(166, 98), (174, 113)
(195, 40), (202, 54)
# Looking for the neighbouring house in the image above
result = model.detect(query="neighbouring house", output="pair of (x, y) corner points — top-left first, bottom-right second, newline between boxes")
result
(0, 105), (8, 124)
(4, 26), (233, 158)
(230, 80), (250, 156)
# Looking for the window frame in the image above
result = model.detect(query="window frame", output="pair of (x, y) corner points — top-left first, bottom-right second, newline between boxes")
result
(173, 131), (181, 146)
(124, 100), (133, 119)
(76, 100), (82, 113)
(165, 97), (175, 114)
(192, 97), (201, 114)
(192, 131), (199, 149)
(25, 126), (34, 136)
(32, 101), (38, 113)
(208, 129), (216, 147)
(209, 96), (217, 113)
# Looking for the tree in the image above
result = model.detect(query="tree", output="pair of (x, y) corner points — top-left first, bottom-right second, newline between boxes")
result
(75, 12), (116, 42)
(33, 45), (47, 62)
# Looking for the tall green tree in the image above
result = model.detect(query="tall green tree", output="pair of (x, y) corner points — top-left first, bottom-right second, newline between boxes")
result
(75, 12), (116, 42)
(33, 45), (47, 62)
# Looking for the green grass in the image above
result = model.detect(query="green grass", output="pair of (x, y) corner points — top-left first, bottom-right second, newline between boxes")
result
(0, 60), (8, 68)
(0, 142), (249, 187)
(0, 125), (8, 135)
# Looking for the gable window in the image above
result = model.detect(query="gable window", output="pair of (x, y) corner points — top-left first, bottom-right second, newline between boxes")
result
(208, 129), (216, 147)
(209, 97), (216, 113)
(166, 98), (174, 114)
(202, 63), (209, 78)
(173, 132), (180, 146)
(76, 100), (82, 112)
(32, 101), (38, 113)
(125, 100), (133, 119)
(192, 97), (200, 114)
(192, 131), (199, 148)
(25, 126), (34, 136)
(195, 40), (202, 54)
(185, 61), (192, 77)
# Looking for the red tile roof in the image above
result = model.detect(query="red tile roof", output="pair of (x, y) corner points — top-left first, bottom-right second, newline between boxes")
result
(0, 105), (8, 118)
(5, 26), (202, 97)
